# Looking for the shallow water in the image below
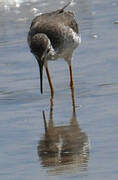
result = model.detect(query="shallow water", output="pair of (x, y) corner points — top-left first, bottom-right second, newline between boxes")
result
(0, 0), (118, 179)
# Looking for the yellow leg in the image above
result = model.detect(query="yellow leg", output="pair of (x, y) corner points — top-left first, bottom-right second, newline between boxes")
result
(71, 84), (76, 113)
(69, 65), (74, 90)
(45, 66), (55, 98)
(69, 65), (76, 111)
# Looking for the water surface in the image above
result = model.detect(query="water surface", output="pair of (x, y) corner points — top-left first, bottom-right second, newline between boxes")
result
(0, 0), (118, 179)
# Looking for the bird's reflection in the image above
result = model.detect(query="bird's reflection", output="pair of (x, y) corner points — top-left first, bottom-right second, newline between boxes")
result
(37, 89), (90, 174)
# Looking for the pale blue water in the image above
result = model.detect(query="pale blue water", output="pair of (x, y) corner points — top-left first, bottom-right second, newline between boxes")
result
(0, 0), (118, 179)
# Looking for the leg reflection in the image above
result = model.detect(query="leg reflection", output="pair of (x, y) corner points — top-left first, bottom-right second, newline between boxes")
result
(38, 93), (90, 174)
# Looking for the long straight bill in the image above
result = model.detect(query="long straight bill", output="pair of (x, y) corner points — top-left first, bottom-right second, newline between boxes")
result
(39, 64), (43, 94)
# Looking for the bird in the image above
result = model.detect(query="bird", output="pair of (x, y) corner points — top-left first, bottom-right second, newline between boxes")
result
(28, 1), (81, 98)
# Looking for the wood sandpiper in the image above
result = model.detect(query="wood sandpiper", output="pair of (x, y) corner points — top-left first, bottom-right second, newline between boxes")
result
(28, 1), (81, 98)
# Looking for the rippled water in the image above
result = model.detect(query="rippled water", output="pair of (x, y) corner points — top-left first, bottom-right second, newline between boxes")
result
(0, 0), (118, 179)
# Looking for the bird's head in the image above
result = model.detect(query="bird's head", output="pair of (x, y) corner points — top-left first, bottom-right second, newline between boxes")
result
(30, 33), (55, 94)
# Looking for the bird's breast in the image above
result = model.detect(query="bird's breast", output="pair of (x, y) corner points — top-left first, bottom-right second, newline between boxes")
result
(47, 25), (81, 61)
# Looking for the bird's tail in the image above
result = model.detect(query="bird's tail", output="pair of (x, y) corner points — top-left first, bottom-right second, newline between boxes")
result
(61, 0), (72, 11)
